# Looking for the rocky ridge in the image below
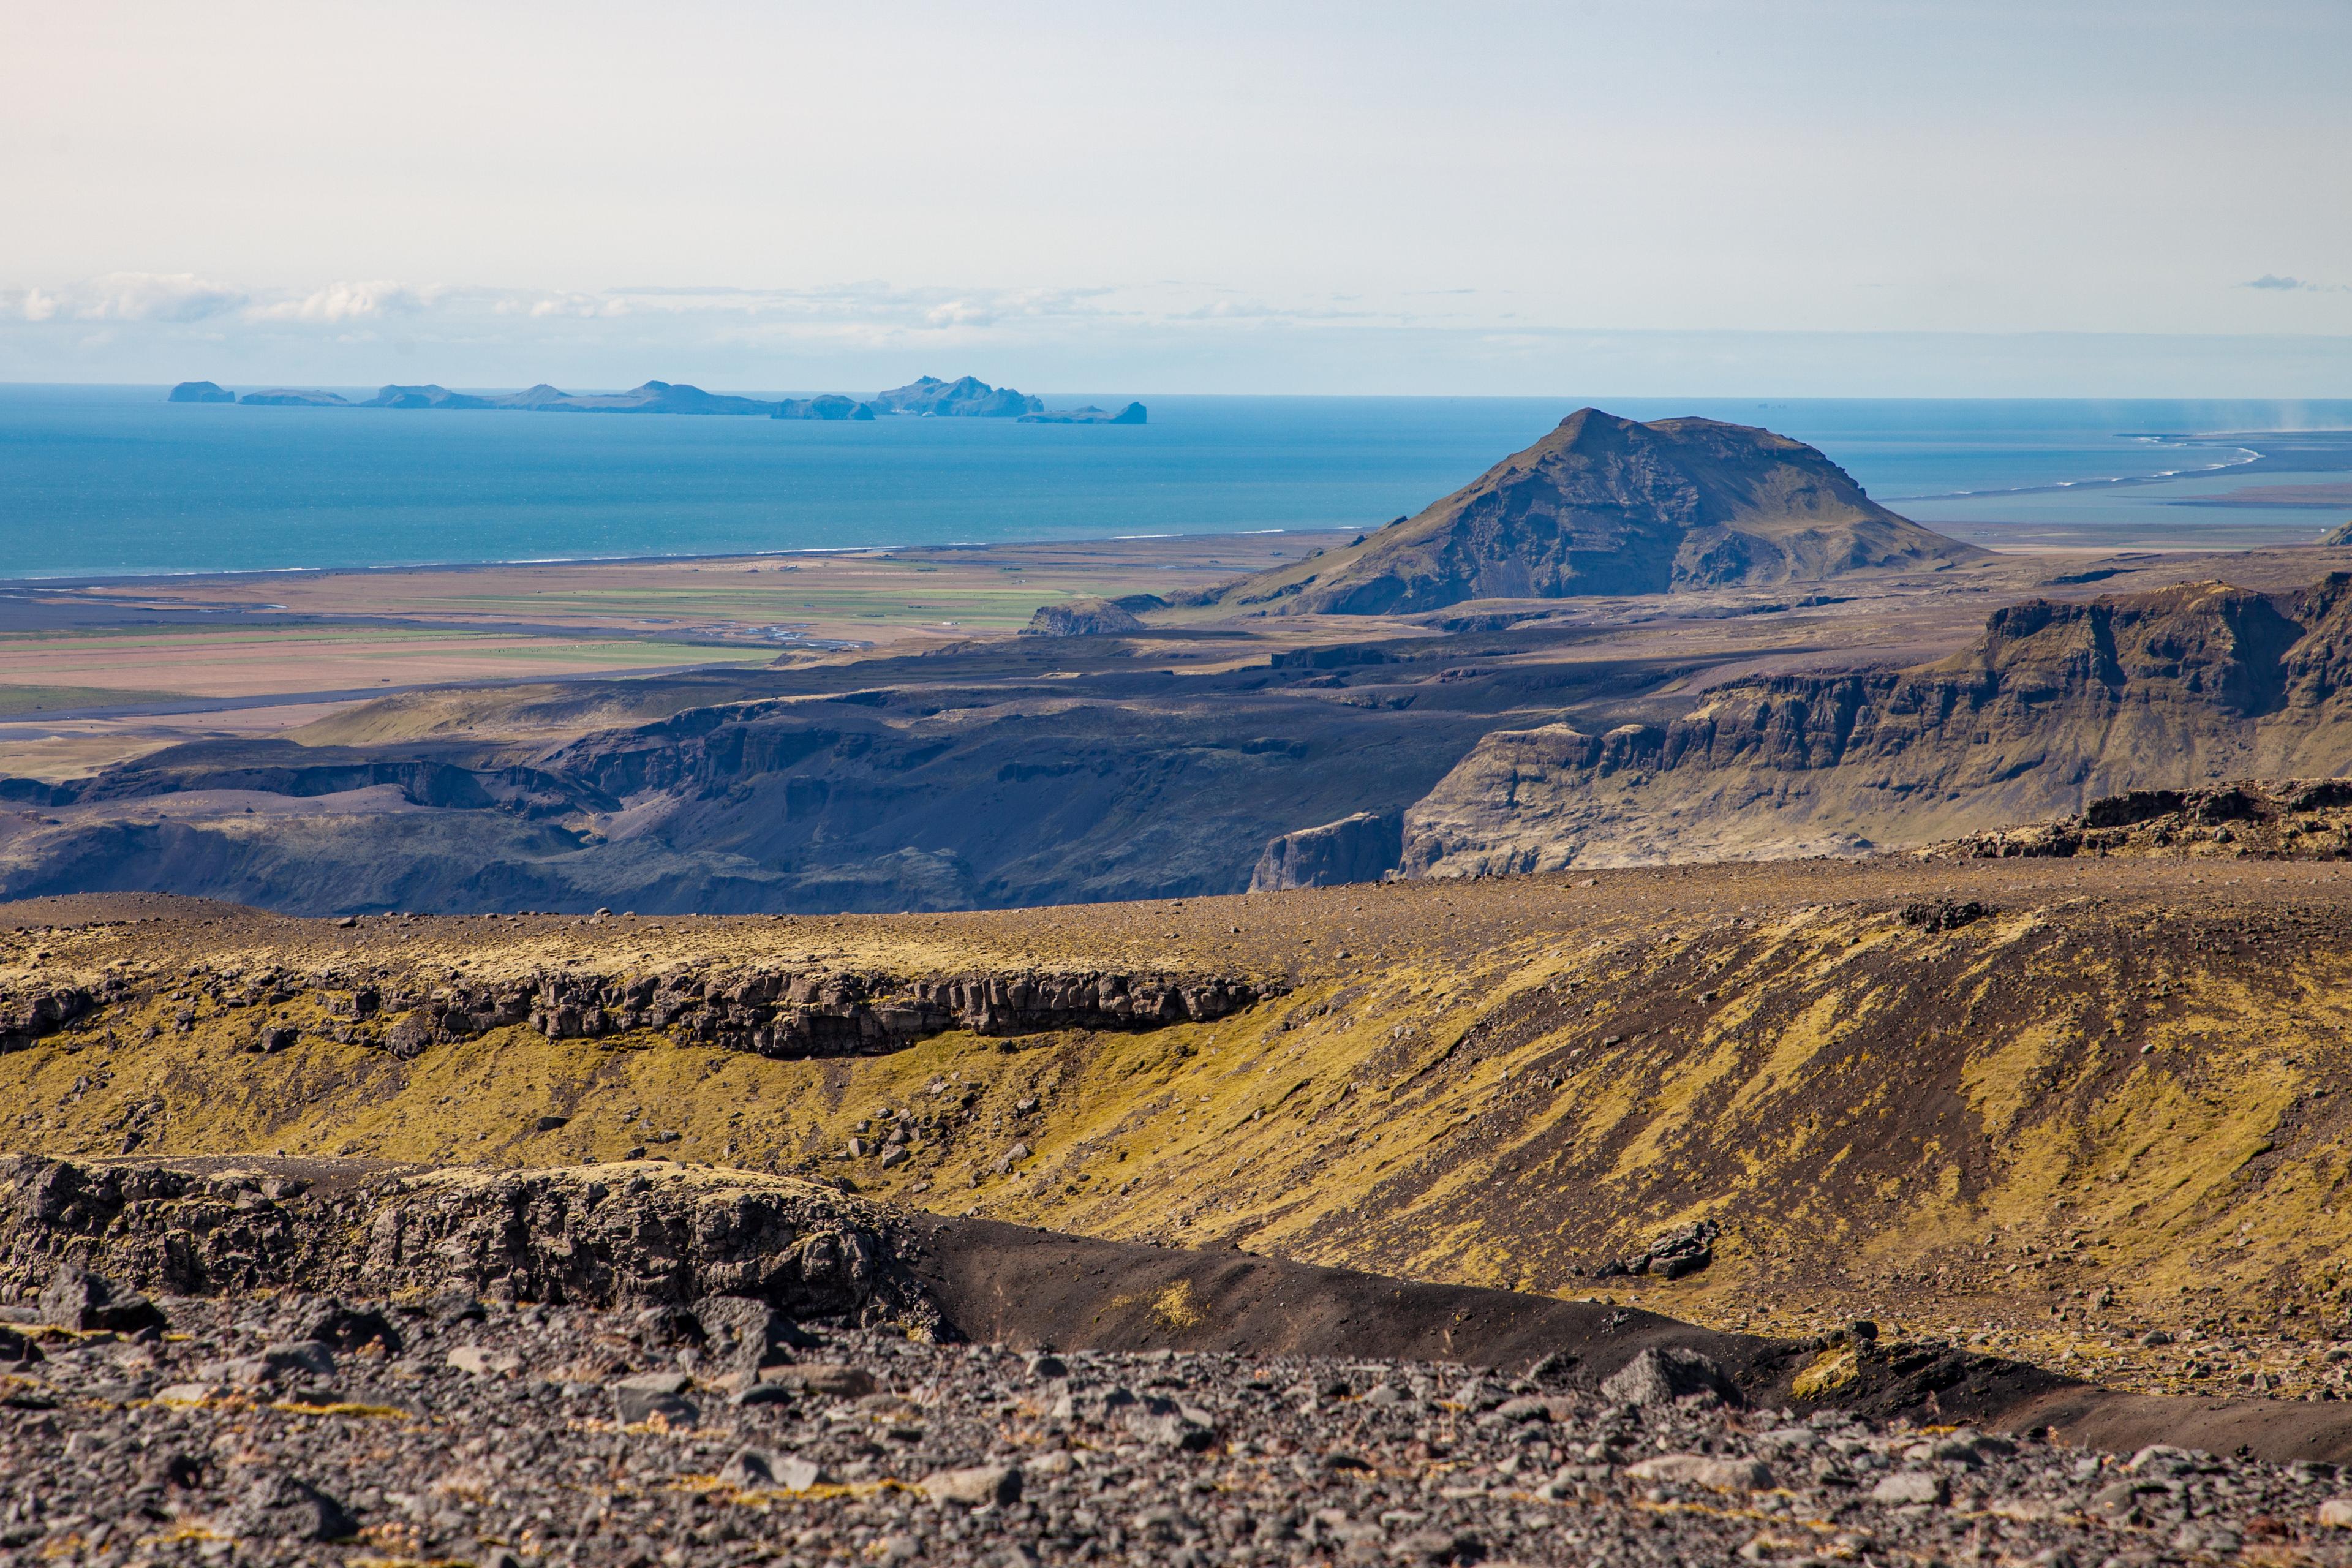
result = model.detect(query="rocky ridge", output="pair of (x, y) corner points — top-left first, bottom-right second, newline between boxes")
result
(0, 956), (1270, 1063)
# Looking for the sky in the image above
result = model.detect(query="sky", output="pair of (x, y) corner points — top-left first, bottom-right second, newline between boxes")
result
(2, 0), (2348, 396)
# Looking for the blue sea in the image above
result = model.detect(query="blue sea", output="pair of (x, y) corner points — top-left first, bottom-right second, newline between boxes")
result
(4, 385), (2350, 581)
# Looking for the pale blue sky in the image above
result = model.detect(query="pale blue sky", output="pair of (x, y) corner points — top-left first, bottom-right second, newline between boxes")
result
(2, 0), (2347, 394)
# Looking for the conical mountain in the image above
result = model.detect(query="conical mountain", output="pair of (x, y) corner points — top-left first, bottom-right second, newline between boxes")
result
(1220, 408), (1980, 615)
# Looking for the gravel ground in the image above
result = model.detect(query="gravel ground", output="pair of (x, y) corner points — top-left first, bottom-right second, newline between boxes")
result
(9, 1290), (2352, 1567)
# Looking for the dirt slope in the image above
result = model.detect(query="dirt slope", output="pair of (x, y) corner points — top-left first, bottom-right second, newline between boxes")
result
(1208, 409), (1977, 616)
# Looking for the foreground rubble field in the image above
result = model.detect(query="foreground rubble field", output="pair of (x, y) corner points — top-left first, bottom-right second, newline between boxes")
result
(18, 1289), (2352, 1568)
(11, 1156), (2352, 1566)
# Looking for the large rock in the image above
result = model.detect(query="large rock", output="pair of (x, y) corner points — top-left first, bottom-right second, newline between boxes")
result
(1600, 1347), (1741, 1408)
(0, 1155), (941, 1331)
(1248, 810), (1403, 891)
(1022, 598), (1145, 637)
(1213, 407), (1977, 615)
(165, 380), (235, 403)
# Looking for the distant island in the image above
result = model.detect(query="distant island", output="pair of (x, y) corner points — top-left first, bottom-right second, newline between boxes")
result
(166, 374), (1144, 425)
(1020, 402), (1147, 425)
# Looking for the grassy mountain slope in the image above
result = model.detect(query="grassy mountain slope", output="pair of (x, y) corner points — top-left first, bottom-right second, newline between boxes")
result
(1210, 408), (1979, 616)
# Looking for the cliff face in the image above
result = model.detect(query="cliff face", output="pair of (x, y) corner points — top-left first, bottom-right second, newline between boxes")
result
(1402, 577), (2352, 872)
(1218, 408), (1978, 615)
(1248, 811), (1403, 891)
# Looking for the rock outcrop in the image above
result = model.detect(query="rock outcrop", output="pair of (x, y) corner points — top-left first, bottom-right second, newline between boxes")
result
(1020, 598), (1145, 636)
(1213, 407), (1978, 615)
(0, 982), (99, 1054)
(1401, 576), (2352, 873)
(0, 1155), (933, 1324)
(2, 956), (1270, 1063)
(1248, 811), (1403, 891)
(513, 965), (1270, 1057)
(1928, 778), (2352, 862)
(165, 380), (234, 404)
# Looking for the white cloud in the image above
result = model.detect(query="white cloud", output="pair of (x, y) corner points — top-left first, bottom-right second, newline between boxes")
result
(2, 271), (251, 322)
(244, 279), (423, 323)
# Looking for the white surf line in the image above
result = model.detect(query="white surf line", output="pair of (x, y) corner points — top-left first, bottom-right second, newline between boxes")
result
(1886, 440), (2263, 503)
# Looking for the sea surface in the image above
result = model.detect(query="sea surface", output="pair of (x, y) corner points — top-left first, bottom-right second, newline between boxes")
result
(4, 385), (2350, 581)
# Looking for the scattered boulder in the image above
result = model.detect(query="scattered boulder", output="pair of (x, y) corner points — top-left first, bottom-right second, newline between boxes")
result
(1596, 1220), (1719, 1281)
(226, 1474), (356, 1542)
(1901, 899), (1992, 932)
(613, 1374), (699, 1427)
(39, 1264), (165, 1333)
(920, 1464), (1023, 1506)
(761, 1363), (876, 1398)
(1871, 1471), (1948, 1506)
(1627, 1454), (1774, 1491)
(1599, 1347), (1740, 1408)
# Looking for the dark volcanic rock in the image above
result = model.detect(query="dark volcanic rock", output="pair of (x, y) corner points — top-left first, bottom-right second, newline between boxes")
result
(514, 962), (1272, 1058)
(165, 380), (234, 403)
(0, 1156), (938, 1327)
(1248, 810), (1403, 891)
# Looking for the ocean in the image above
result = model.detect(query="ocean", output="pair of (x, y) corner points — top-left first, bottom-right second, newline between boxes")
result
(4, 385), (2350, 581)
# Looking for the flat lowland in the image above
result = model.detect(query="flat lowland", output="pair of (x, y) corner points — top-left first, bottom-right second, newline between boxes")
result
(9, 851), (2352, 1402)
(0, 531), (1349, 778)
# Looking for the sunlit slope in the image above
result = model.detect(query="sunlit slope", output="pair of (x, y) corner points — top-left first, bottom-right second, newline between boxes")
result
(6, 861), (2351, 1367)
